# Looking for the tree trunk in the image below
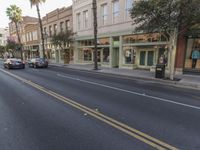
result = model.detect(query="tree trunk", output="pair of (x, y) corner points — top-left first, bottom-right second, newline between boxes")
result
(169, 29), (178, 80)
(92, 0), (98, 70)
(15, 21), (23, 60)
(36, 4), (45, 59)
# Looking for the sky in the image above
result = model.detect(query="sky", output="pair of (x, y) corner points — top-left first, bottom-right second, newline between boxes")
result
(0, 0), (72, 28)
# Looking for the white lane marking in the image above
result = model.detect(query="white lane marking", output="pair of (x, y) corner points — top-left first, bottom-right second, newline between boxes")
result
(57, 73), (200, 111)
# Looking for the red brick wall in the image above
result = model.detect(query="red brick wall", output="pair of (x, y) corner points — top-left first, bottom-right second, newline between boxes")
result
(175, 30), (187, 69)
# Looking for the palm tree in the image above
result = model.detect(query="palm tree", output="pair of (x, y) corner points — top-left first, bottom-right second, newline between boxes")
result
(6, 5), (23, 60)
(92, 0), (98, 70)
(29, 0), (46, 59)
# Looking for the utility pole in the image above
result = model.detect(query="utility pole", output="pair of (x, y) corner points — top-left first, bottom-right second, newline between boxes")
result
(92, 0), (98, 70)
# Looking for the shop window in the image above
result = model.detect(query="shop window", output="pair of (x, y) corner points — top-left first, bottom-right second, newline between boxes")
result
(98, 38), (110, 45)
(103, 48), (110, 62)
(84, 50), (92, 61)
(79, 40), (94, 46)
(113, 37), (119, 46)
(184, 38), (200, 69)
(123, 33), (168, 44)
(123, 49), (136, 64)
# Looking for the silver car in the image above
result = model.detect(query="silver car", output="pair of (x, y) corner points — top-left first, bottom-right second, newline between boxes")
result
(28, 58), (48, 68)
(4, 58), (25, 69)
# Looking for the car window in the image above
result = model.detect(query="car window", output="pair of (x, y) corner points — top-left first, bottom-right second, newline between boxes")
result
(36, 58), (44, 61)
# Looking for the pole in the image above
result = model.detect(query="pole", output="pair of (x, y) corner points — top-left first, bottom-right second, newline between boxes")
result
(92, 0), (98, 70)
(36, 4), (45, 59)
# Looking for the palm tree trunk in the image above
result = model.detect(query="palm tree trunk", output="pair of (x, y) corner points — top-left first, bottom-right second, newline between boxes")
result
(36, 4), (45, 59)
(92, 0), (98, 70)
(15, 21), (23, 60)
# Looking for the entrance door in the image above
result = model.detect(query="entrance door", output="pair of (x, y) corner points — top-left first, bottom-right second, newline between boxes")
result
(112, 48), (119, 67)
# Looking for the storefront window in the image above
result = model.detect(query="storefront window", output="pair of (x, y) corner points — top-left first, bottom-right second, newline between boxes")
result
(84, 49), (92, 61)
(147, 51), (154, 66)
(113, 37), (119, 46)
(123, 48), (136, 64)
(98, 38), (110, 45)
(123, 33), (167, 44)
(103, 48), (110, 62)
(79, 40), (94, 46)
(184, 38), (200, 69)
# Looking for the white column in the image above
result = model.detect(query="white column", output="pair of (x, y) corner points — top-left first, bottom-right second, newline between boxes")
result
(119, 36), (123, 68)
(73, 41), (79, 64)
(109, 37), (113, 67)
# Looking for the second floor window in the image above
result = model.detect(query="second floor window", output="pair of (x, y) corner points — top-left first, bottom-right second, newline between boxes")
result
(44, 27), (47, 35)
(49, 26), (52, 37)
(32, 31), (38, 40)
(101, 4), (108, 25)
(77, 13), (81, 30)
(60, 22), (64, 33)
(125, 0), (133, 19)
(113, 0), (119, 24)
(83, 10), (89, 29)
(54, 24), (57, 35)
(65, 20), (70, 30)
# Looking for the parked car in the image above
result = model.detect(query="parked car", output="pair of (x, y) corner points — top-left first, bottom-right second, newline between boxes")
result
(28, 58), (48, 68)
(4, 58), (25, 69)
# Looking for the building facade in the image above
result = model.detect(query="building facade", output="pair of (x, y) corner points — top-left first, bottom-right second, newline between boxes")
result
(9, 16), (39, 59)
(73, 0), (169, 71)
(42, 6), (73, 63)
(175, 28), (200, 74)
(23, 23), (40, 59)
(0, 28), (9, 46)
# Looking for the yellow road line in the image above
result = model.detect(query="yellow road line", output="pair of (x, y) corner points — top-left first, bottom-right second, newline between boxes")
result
(0, 69), (179, 150)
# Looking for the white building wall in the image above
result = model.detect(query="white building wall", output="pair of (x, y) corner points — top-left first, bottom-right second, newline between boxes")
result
(0, 28), (9, 46)
(73, 0), (135, 38)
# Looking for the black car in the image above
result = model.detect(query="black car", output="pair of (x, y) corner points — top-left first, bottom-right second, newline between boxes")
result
(4, 58), (25, 69)
(28, 58), (48, 68)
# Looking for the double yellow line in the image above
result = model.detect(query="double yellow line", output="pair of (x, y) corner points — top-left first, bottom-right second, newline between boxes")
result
(0, 69), (178, 150)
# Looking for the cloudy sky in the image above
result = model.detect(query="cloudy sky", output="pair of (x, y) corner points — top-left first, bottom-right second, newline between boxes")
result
(0, 0), (72, 28)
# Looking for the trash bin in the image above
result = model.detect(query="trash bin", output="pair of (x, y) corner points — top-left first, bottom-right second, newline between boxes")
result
(155, 64), (165, 78)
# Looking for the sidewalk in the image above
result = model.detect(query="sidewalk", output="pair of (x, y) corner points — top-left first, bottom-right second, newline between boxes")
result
(50, 63), (200, 90)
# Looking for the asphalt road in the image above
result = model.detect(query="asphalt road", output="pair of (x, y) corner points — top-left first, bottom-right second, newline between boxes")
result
(0, 62), (200, 150)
